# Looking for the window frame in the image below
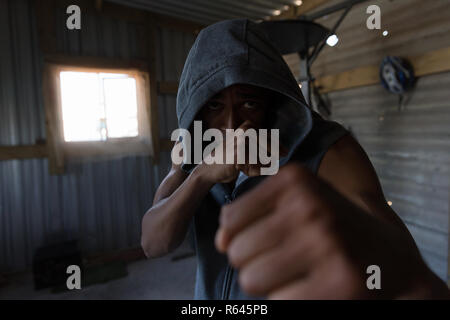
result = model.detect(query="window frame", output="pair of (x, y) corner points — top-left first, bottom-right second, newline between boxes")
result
(42, 56), (157, 174)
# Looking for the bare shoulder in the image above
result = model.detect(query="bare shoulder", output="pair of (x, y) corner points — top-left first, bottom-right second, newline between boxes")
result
(317, 133), (416, 238)
(317, 134), (386, 212)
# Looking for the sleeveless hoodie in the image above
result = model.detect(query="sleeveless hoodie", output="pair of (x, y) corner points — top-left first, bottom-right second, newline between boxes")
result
(175, 19), (348, 299)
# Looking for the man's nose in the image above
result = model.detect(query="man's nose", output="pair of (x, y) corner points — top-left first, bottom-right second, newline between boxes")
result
(221, 107), (242, 130)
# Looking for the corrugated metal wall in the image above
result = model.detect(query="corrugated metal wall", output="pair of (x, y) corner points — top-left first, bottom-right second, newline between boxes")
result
(284, 0), (449, 281)
(328, 74), (450, 281)
(0, 0), (195, 272)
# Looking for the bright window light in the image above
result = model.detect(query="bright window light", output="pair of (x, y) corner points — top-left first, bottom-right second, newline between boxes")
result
(326, 34), (339, 47)
(59, 71), (138, 142)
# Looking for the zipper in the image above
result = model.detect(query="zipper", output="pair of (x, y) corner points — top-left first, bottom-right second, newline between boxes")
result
(221, 265), (232, 300)
(221, 179), (253, 300)
(222, 194), (233, 300)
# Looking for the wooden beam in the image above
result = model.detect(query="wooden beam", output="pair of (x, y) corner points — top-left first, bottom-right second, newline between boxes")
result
(315, 46), (450, 93)
(63, 139), (153, 158)
(0, 145), (48, 161)
(157, 81), (179, 95)
(44, 54), (148, 71)
(413, 47), (450, 77)
(42, 64), (66, 174)
(270, 0), (331, 20)
(315, 65), (378, 93)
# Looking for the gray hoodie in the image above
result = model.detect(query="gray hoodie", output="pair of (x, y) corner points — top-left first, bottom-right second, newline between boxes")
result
(175, 19), (348, 300)
(177, 19), (313, 167)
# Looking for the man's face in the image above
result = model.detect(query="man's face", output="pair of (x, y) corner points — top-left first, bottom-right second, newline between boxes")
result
(199, 84), (271, 131)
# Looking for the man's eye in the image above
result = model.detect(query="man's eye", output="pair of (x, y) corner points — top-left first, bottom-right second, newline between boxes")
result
(243, 101), (259, 109)
(206, 102), (223, 110)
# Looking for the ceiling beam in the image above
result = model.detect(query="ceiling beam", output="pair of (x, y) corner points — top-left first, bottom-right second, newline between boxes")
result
(53, 0), (205, 34)
(269, 0), (331, 20)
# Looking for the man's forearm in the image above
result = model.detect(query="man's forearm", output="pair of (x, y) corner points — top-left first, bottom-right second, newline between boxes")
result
(141, 165), (214, 257)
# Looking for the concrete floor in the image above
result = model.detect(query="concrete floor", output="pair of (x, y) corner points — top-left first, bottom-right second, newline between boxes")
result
(0, 242), (197, 300)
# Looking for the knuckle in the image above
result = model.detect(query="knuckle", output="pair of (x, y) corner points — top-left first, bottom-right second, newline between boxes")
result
(287, 195), (319, 225)
(227, 241), (243, 267)
(239, 269), (259, 296)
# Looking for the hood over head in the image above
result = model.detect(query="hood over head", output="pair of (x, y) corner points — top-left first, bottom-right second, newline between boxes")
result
(176, 19), (312, 171)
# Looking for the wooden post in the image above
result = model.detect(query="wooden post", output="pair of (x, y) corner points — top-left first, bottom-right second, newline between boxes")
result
(42, 64), (65, 174)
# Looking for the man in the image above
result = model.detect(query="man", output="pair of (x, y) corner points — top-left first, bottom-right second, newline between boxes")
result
(141, 19), (449, 299)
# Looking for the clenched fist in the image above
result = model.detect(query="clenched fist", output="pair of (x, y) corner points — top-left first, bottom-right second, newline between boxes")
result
(215, 164), (446, 299)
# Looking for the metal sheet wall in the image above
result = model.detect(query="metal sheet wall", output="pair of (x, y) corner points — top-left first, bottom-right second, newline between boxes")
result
(328, 74), (450, 281)
(284, 0), (449, 281)
(0, 0), (195, 272)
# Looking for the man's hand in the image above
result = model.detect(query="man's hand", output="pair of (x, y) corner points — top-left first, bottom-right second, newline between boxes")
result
(195, 130), (241, 184)
(196, 120), (264, 183)
(215, 164), (442, 299)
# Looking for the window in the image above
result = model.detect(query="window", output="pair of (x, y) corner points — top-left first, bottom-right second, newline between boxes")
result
(43, 58), (158, 174)
(59, 71), (139, 142)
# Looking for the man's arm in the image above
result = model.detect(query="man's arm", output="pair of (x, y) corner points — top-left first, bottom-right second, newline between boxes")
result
(215, 135), (449, 299)
(141, 136), (245, 258)
(318, 134), (449, 298)
(318, 134), (417, 245)
(141, 162), (212, 258)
